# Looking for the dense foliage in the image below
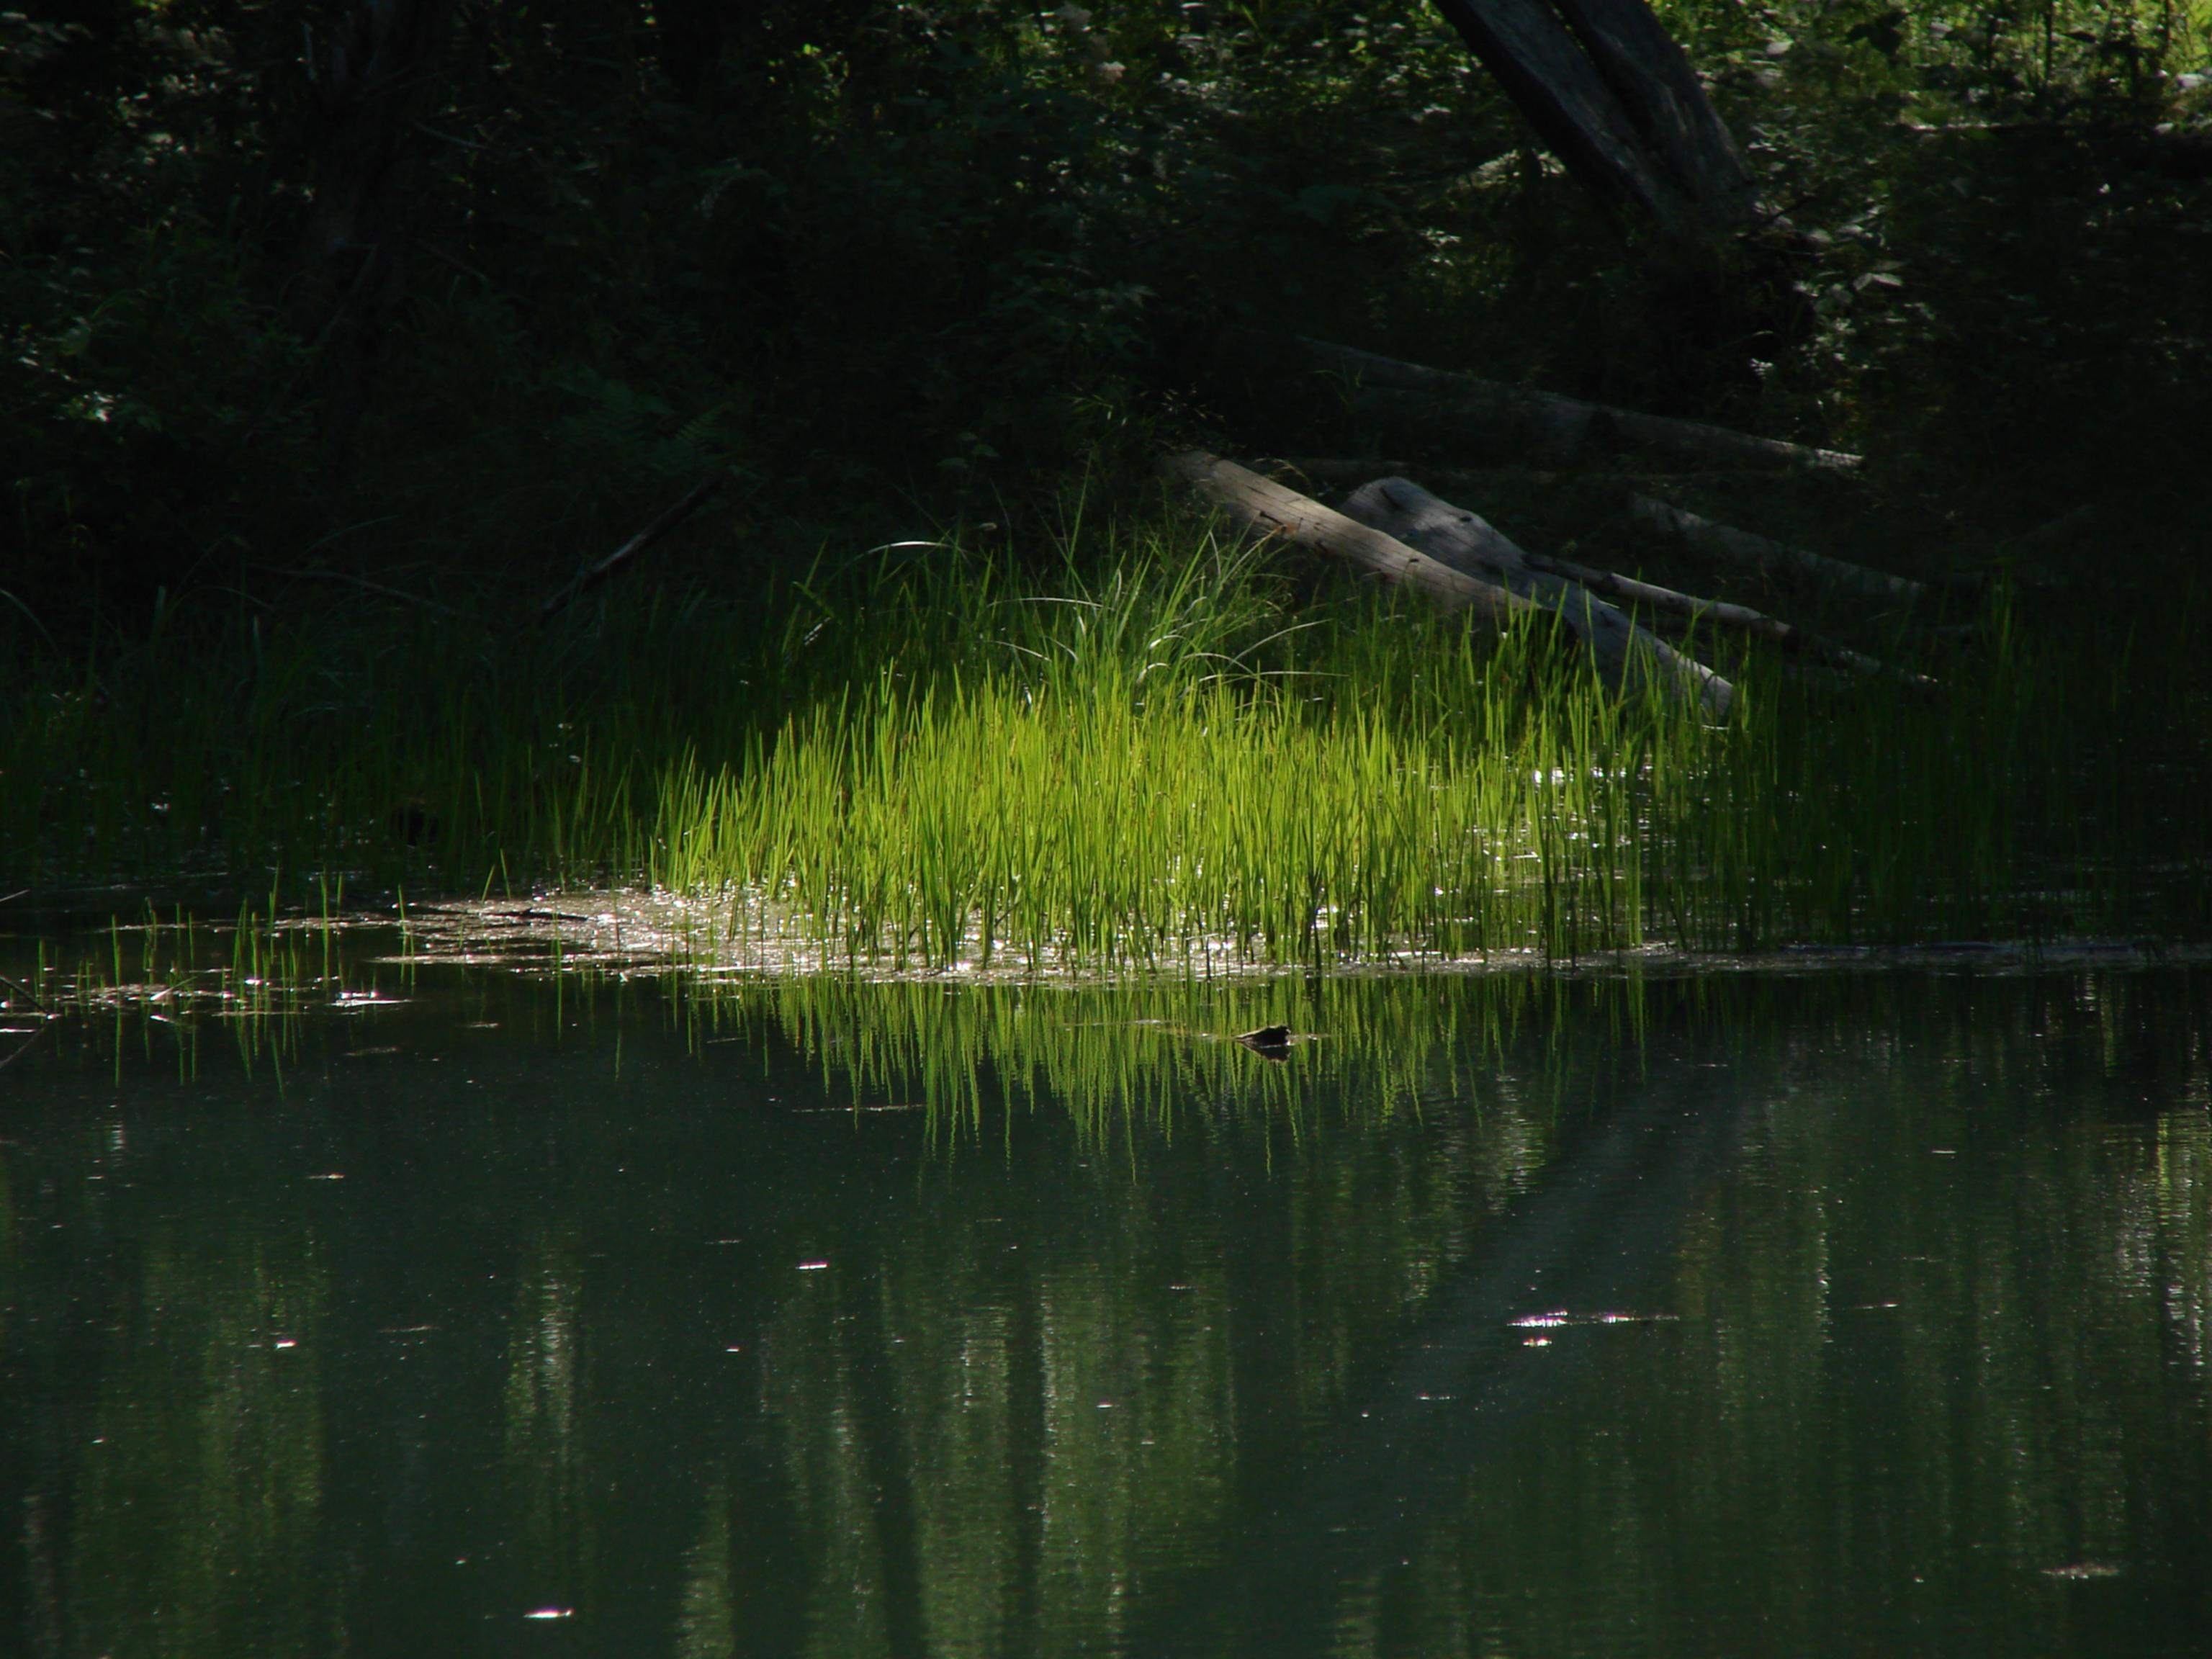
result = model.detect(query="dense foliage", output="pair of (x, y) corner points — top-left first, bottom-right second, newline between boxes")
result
(5, 0), (2209, 630)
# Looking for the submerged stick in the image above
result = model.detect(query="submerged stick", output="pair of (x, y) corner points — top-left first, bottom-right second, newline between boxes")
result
(540, 477), (721, 620)
(1340, 477), (1734, 716)
(1160, 452), (1537, 627)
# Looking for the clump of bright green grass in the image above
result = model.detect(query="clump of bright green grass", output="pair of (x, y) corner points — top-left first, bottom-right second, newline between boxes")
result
(644, 531), (2211, 966)
(3, 512), (2208, 966)
(651, 575), (1704, 968)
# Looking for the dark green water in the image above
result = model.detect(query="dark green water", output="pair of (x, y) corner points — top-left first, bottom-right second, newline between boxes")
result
(3, 966), (2211, 1658)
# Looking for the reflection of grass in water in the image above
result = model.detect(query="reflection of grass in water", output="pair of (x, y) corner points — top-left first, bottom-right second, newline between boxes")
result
(686, 966), (2212, 1149)
(693, 970), (1639, 1147)
(5, 519), (2208, 968)
(11, 922), (1632, 1141)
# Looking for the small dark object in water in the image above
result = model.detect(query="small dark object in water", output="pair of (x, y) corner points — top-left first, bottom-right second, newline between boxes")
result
(1237, 1024), (1293, 1053)
(389, 797), (439, 847)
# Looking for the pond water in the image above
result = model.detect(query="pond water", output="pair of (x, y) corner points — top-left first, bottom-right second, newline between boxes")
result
(3, 963), (2211, 1658)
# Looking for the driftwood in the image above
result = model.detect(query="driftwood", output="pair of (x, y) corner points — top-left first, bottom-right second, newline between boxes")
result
(1244, 335), (1863, 475)
(1340, 477), (1733, 716)
(1435, 0), (1757, 238)
(1169, 451), (1727, 713)
(1624, 493), (1940, 605)
(541, 479), (721, 620)
(1171, 448), (1949, 710)
(1159, 453), (1537, 627)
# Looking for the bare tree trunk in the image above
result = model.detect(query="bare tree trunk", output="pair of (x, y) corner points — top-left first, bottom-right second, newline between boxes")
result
(1433, 0), (1694, 235)
(1549, 0), (1757, 228)
(1432, 0), (1756, 238)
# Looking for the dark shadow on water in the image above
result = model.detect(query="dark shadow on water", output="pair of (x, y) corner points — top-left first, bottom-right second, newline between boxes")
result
(1132, 1067), (1746, 1658)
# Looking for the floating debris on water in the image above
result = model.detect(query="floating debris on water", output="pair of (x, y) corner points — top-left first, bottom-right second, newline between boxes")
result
(1509, 1310), (1680, 1328)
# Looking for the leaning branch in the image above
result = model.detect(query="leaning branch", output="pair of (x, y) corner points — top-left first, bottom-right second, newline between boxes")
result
(541, 479), (722, 620)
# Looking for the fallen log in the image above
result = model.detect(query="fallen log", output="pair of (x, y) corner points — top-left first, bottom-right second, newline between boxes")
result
(1521, 547), (1935, 688)
(1276, 457), (1778, 495)
(1339, 477), (1733, 716)
(1160, 451), (1537, 627)
(1624, 492), (1933, 604)
(1901, 120), (2212, 182)
(1247, 335), (1862, 474)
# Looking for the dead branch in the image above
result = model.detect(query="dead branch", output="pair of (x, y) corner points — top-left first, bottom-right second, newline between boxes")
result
(1339, 477), (1733, 715)
(541, 479), (722, 621)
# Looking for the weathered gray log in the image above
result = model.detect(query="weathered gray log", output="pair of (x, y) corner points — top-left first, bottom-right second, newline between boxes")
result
(1521, 548), (1934, 688)
(1624, 493), (1928, 604)
(1902, 121), (2212, 182)
(1161, 453), (1537, 626)
(1259, 335), (1862, 473)
(1340, 477), (1733, 716)
(1433, 0), (1755, 238)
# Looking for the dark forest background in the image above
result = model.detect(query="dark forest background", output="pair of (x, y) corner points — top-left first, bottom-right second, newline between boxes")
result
(4, 0), (2209, 633)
